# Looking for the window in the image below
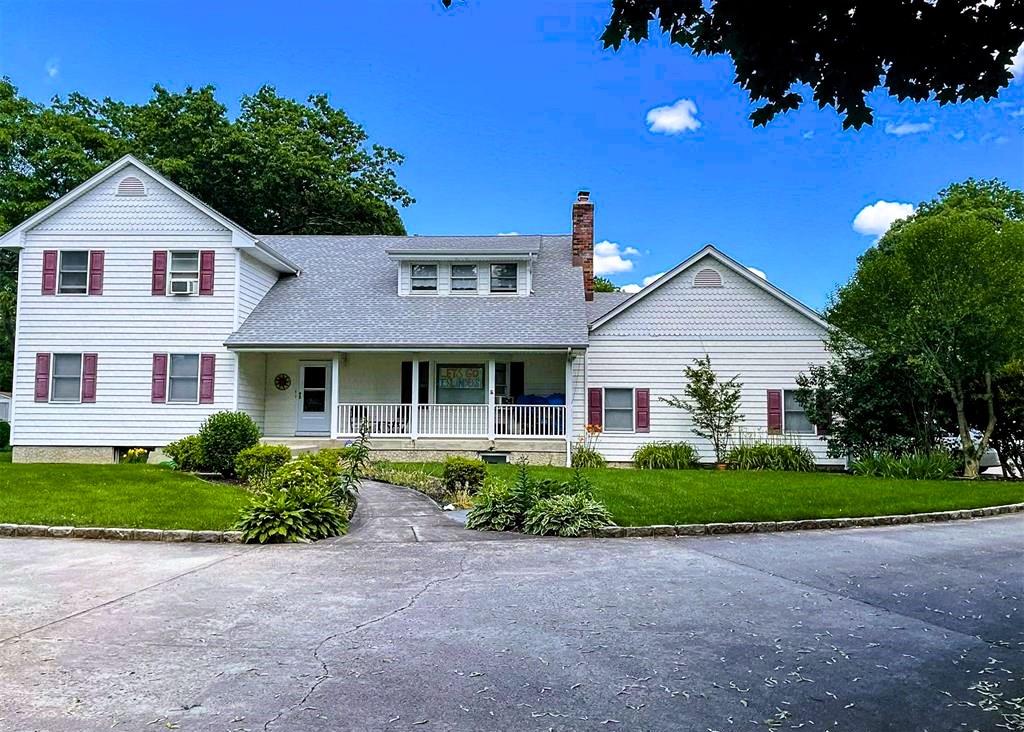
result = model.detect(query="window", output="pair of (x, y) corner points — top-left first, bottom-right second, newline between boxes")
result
(411, 264), (438, 293)
(50, 353), (83, 402)
(490, 263), (518, 293)
(494, 362), (509, 399)
(168, 251), (200, 294)
(168, 354), (200, 403)
(451, 264), (478, 292)
(783, 389), (815, 434)
(58, 251), (89, 294)
(604, 388), (634, 432)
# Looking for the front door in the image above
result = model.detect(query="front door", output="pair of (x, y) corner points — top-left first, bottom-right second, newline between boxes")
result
(296, 361), (332, 436)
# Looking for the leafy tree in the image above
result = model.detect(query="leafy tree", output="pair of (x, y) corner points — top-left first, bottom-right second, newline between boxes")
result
(828, 198), (1024, 477)
(662, 355), (743, 464)
(443, 2), (1024, 128)
(592, 276), (619, 293)
(966, 363), (1024, 478)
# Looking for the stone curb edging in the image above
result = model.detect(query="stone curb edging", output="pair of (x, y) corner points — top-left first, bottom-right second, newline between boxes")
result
(590, 502), (1024, 538)
(0, 523), (243, 543)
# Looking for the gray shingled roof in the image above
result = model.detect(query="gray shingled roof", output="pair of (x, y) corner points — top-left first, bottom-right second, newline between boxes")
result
(587, 291), (631, 323)
(383, 235), (540, 256)
(226, 235), (589, 349)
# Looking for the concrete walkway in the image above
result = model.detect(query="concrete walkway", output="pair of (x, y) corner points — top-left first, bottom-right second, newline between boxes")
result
(328, 479), (518, 544)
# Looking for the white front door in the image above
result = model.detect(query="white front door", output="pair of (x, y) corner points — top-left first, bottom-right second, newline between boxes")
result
(296, 361), (332, 436)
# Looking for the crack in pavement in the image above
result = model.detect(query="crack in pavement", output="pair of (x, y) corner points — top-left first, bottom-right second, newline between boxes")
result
(263, 553), (469, 731)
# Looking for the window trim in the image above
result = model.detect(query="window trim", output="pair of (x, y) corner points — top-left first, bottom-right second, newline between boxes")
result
(167, 353), (201, 404)
(602, 387), (636, 433)
(489, 262), (518, 294)
(49, 353), (84, 404)
(167, 250), (201, 296)
(450, 263), (479, 293)
(410, 263), (439, 294)
(57, 250), (90, 296)
(782, 388), (815, 435)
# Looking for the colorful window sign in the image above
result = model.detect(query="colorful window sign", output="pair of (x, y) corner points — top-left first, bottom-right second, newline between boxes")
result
(437, 365), (484, 390)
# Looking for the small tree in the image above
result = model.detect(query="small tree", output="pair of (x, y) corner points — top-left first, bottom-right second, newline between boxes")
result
(662, 355), (743, 464)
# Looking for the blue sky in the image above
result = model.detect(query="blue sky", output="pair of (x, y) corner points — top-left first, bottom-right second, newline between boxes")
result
(1, 1), (1022, 308)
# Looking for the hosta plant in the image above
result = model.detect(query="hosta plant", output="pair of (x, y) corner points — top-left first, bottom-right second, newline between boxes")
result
(522, 493), (614, 537)
(235, 486), (348, 544)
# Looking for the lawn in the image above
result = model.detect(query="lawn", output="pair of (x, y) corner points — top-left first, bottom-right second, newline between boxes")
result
(397, 462), (1024, 526)
(0, 459), (250, 530)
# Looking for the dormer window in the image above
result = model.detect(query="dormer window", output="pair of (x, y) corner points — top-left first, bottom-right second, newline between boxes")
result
(490, 263), (518, 293)
(451, 264), (478, 292)
(411, 264), (438, 293)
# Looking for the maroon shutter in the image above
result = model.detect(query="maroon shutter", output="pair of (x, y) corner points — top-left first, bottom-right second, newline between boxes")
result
(587, 388), (603, 428)
(199, 250), (215, 295)
(635, 388), (650, 433)
(152, 354), (168, 403)
(767, 389), (783, 434)
(41, 251), (58, 295)
(88, 251), (104, 295)
(81, 353), (98, 403)
(34, 353), (51, 402)
(199, 353), (216, 403)
(152, 251), (168, 295)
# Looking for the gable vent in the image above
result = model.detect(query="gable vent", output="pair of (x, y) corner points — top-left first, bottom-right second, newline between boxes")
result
(693, 267), (723, 288)
(116, 176), (146, 197)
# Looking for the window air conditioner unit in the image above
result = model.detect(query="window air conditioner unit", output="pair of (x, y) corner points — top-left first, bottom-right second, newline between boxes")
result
(170, 279), (198, 295)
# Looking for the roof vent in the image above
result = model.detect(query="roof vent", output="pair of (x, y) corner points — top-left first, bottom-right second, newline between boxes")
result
(693, 267), (723, 288)
(116, 176), (146, 197)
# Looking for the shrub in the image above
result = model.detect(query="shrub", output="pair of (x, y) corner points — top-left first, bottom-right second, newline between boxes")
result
(466, 478), (523, 532)
(236, 485), (348, 544)
(164, 435), (207, 472)
(725, 443), (816, 472)
(198, 411), (261, 477)
(235, 445), (292, 488)
(441, 456), (487, 494)
(269, 459), (332, 494)
(571, 446), (607, 468)
(0, 421), (10, 449)
(850, 451), (958, 480)
(522, 493), (615, 537)
(632, 441), (700, 469)
(121, 447), (149, 464)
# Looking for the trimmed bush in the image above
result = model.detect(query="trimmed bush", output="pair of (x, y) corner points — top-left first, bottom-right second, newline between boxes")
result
(522, 493), (614, 537)
(198, 411), (261, 477)
(0, 421), (10, 449)
(725, 443), (816, 472)
(571, 445), (607, 468)
(632, 441), (700, 469)
(441, 456), (487, 494)
(235, 445), (292, 488)
(850, 451), (958, 480)
(235, 485), (348, 544)
(164, 435), (207, 472)
(269, 459), (332, 494)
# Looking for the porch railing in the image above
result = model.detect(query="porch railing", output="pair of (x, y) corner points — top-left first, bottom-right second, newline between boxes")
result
(336, 402), (566, 439)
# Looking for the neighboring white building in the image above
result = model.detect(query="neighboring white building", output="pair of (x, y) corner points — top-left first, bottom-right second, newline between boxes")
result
(0, 155), (838, 466)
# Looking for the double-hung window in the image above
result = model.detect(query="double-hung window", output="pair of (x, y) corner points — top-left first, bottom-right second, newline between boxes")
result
(50, 353), (83, 402)
(411, 264), (438, 293)
(58, 251), (89, 294)
(168, 354), (200, 403)
(783, 389), (815, 434)
(604, 388), (634, 432)
(490, 263), (518, 293)
(168, 251), (200, 294)
(451, 264), (478, 292)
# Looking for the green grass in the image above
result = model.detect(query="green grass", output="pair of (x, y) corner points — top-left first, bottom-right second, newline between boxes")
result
(393, 462), (1024, 526)
(0, 461), (250, 530)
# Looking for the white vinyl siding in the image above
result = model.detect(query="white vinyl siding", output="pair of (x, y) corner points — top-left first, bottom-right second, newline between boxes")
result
(236, 352), (268, 430)
(237, 253), (280, 325)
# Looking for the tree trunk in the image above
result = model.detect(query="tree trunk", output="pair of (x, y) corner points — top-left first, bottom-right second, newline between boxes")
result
(950, 383), (979, 479)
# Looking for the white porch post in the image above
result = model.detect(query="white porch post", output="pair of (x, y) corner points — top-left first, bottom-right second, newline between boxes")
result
(330, 354), (341, 437)
(411, 358), (420, 440)
(565, 351), (574, 466)
(487, 359), (496, 441)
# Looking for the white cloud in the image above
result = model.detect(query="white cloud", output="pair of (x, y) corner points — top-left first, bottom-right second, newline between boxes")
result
(593, 240), (639, 275)
(747, 267), (767, 280)
(802, 131), (815, 140)
(642, 272), (665, 286)
(951, 130), (966, 141)
(884, 120), (933, 137)
(852, 200), (915, 237)
(621, 283), (641, 294)
(619, 271), (666, 294)
(44, 58), (59, 79)
(645, 98), (701, 135)
(1010, 41), (1024, 82)
(497, 231), (519, 236)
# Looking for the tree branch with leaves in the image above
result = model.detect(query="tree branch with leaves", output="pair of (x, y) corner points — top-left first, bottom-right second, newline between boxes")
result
(662, 355), (743, 464)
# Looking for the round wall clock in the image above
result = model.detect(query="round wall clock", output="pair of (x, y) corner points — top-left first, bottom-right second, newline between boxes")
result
(274, 373), (292, 391)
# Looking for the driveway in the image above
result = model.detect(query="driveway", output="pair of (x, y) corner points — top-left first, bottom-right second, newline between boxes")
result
(0, 483), (1021, 731)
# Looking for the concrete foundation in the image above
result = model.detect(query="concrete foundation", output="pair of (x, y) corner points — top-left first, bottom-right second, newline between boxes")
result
(13, 445), (116, 464)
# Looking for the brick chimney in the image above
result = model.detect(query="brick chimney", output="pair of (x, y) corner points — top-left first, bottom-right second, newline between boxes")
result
(572, 190), (594, 301)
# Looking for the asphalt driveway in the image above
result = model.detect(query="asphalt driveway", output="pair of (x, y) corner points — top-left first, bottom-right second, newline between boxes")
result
(0, 486), (1021, 731)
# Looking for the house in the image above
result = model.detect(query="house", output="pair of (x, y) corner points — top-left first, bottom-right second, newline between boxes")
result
(0, 155), (840, 466)
(0, 391), (10, 423)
